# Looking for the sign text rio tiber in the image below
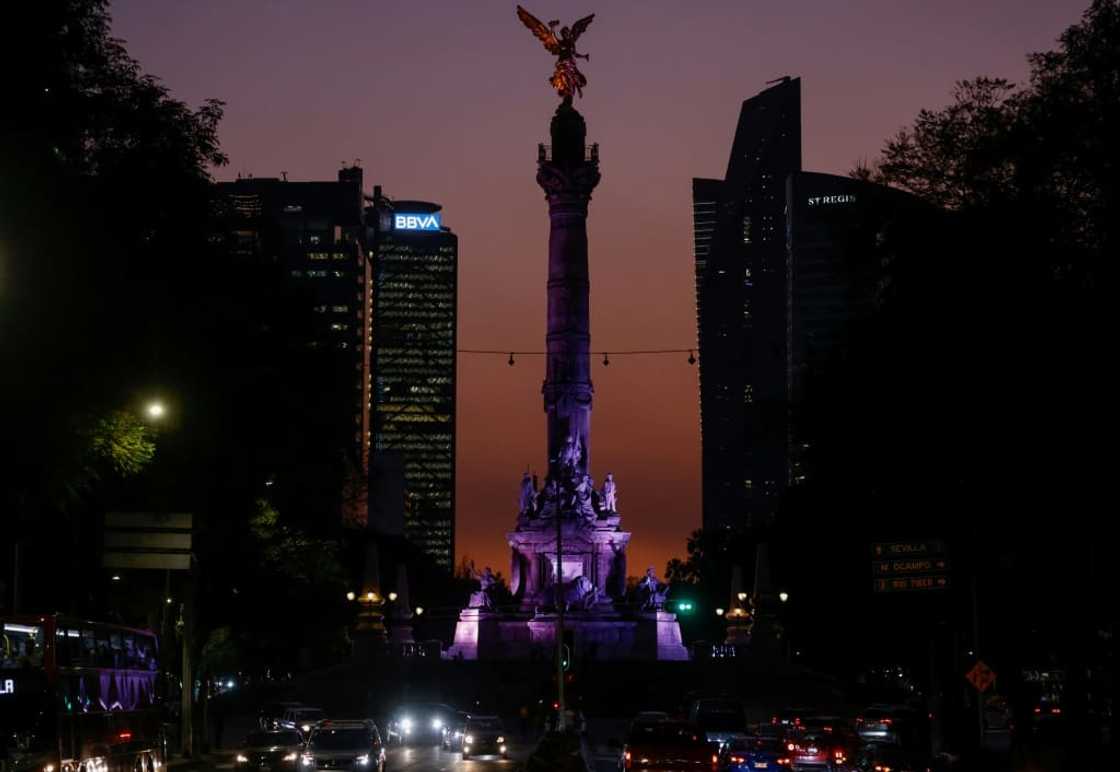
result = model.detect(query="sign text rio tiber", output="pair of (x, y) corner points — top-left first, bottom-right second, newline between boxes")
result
(394, 213), (441, 231)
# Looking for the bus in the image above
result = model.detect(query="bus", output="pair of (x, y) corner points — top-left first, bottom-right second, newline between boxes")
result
(1, 615), (165, 772)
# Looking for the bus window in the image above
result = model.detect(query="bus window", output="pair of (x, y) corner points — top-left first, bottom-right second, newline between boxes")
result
(1, 623), (44, 668)
(81, 629), (97, 667)
(55, 628), (71, 667)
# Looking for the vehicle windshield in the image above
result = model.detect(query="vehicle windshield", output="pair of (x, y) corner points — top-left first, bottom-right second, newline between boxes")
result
(247, 731), (301, 747)
(729, 737), (783, 753)
(627, 722), (707, 746)
(309, 729), (371, 750)
(466, 718), (503, 731)
(294, 709), (325, 721)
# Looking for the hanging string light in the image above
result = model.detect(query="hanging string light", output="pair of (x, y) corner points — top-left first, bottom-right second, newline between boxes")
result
(460, 348), (698, 366)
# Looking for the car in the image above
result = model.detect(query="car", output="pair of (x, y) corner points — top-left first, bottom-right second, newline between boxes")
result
(787, 731), (854, 770)
(279, 707), (327, 737)
(236, 730), (304, 771)
(385, 702), (459, 745)
(621, 720), (718, 770)
(854, 706), (913, 745)
(719, 734), (791, 771)
(300, 720), (385, 772)
(770, 708), (815, 732)
(632, 711), (672, 726)
(689, 697), (747, 746)
(260, 702), (305, 730)
(851, 743), (934, 772)
(440, 712), (470, 750)
(461, 715), (508, 760)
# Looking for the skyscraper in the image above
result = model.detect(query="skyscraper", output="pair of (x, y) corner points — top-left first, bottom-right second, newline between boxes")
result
(695, 79), (926, 532)
(366, 194), (458, 569)
(212, 168), (372, 527)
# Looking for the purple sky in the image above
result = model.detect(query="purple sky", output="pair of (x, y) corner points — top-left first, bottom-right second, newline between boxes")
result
(112, 0), (1088, 578)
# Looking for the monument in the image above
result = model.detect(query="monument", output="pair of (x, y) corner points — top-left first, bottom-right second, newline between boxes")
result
(446, 7), (687, 662)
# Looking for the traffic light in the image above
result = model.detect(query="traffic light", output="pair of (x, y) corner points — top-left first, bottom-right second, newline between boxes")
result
(676, 600), (694, 614)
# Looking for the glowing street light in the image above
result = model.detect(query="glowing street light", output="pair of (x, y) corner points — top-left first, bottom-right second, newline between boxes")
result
(779, 591), (790, 603)
(737, 592), (748, 602)
(715, 607), (725, 617)
(414, 606), (425, 616)
(145, 401), (166, 420)
(346, 591), (356, 602)
(387, 592), (398, 602)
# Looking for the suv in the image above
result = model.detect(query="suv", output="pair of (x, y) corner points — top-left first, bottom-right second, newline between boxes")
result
(461, 716), (508, 760)
(301, 721), (385, 772)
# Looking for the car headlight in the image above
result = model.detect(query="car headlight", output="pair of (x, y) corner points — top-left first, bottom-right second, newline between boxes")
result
(283, 753), (299, 762)
(355, 755), (369, 766)
(499, 745), (507, 754)
(301, 724), (311, 733)
(432, 718), (443, 730)
(301, 755), (314, 767)
(464, 735), (474, 745)
(496, 736), (505, 744)
(236, 755), (249, 764)
(401, 717), (413, 732)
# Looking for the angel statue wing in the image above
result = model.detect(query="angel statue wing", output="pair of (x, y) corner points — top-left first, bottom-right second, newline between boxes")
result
(569, 13), (595, 42)
(517, 5), (561, 54)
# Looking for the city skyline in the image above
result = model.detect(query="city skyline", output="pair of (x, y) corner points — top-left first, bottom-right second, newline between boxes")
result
(110, 0), (1089, 575)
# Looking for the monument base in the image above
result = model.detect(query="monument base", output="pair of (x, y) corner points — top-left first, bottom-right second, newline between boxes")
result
(445, 608), (688, 662)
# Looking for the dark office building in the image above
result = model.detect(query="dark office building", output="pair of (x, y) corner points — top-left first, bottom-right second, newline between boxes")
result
(212, 169), (373, 528)
(366, 194), (457, 569)
(694, 78), (927, 532)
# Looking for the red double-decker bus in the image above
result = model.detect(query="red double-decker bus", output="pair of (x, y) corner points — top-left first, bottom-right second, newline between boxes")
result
(1, 615), (165, 772)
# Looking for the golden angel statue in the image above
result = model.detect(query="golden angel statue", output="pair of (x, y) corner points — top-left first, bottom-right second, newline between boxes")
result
(516, 5), (595, 100)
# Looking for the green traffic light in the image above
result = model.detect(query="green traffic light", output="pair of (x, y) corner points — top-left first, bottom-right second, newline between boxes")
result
(677, 601), (694, 613)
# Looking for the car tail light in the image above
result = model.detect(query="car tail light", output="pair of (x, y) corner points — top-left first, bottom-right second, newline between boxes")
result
(776, 758), (790, 766)
(1034, 707), (1042, 714)
(786, 743), (795, 752)
(711, 753), (719, 768)
(881, 718), (892, 725)
(118, 731), (132, 741)
(623, 750), (632, 769)
(730, 756), (745, 764)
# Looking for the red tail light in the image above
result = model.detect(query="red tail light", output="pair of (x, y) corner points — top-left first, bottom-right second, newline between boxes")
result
(776, 759), (790, 766)
(118, 731), (133, 741)
(711, 753), (719, 768)
(1051, 707), (1062, 715)
(1034, 707), (1042, 714)
(623, 750), (632, 769)
(881, 718), (892, 725)
(730, 756), (745, 764)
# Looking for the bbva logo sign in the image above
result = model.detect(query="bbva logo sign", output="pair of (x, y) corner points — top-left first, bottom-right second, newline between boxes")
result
(394, 213), (441, 231)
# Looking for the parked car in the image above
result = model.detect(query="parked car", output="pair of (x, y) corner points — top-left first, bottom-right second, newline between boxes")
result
(300, 720), (385, 772)
(235, 730), (304, 772)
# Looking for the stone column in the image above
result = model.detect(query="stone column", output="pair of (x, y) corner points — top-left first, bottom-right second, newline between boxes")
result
(537, 101), (601, 479)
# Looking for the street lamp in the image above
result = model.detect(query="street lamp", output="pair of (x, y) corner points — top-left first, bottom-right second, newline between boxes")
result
(715, 607), (725, 616)
(779, 591), (790, 603)
(387, 592), (398, 602)
(737, 592), (748, 602)
(145, 401), (166, 420)
(346, 591), (356, 602)
(414, 606), (424, 616)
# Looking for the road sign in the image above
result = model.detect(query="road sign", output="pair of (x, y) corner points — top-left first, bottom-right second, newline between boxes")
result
(103, 512), (192, 571)
(873, 557), (949, 576)
(872, 540), (945, 558)
(873, 574), (950, 593)
(966, 661), (997, 692)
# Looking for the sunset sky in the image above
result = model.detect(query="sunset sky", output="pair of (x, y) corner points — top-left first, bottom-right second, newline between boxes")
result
(112, 0), (1088, 578)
